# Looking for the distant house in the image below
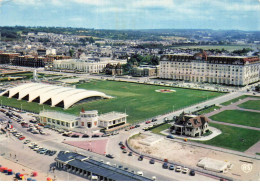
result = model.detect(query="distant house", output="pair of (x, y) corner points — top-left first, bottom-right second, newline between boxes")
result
(170, 112), (210, 137)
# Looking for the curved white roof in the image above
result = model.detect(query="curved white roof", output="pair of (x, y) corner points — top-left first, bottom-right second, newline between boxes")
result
(1, 82), (111, 109)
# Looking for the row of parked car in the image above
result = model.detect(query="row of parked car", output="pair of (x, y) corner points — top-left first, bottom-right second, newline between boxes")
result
(27, 142), (57, 156)
(118, 141), (195, 177)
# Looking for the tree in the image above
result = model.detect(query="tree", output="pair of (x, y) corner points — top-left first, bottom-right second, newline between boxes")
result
(69, 49), (74, 57)
(89, 37), (95, 44)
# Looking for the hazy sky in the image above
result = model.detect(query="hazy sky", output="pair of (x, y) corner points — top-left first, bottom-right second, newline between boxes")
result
(0, 0), (259, 30)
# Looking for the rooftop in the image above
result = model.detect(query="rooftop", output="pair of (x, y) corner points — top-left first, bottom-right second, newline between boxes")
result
(39, 110), (79, 122)
(98, 111), (128, 121)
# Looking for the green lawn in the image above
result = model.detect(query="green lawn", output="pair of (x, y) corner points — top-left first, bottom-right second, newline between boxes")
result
(198, 105), (221, 115)
(210, 110), (260, 128)
(238, 100), (260, 111)
(221, 95), (260, 106)
(197, 123), (260, 152)
(151, 123), (172, 135)
(0, 80), (224, 124)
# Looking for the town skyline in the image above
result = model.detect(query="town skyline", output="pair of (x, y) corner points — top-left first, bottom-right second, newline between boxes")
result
(0, 0), (259, 31)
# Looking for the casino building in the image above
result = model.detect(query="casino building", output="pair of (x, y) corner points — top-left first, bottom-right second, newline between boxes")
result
(159, 52), (260, 86)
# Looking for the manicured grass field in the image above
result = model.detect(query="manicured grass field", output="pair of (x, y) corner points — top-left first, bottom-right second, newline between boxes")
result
(238, 100), (260, 111)
(0, 80), (224, 123)
(197, 123), (260, 152)
(197, 105), (221, 115)
(210, 110), (260, 128)
(221, 95), (260, 106)
(151, 123), (172, 135)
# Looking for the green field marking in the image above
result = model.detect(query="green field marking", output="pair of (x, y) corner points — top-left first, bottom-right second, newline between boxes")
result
(196, 123), (260, 152)
(210, 110), (260, 128)
(238, 100), (260, 111)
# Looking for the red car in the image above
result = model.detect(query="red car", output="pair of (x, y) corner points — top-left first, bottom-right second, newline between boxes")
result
(130, 126), (135, 129)
(19, 136), (25, 140)
(145, 121), (151, 124)
(121, 145), (126, 149)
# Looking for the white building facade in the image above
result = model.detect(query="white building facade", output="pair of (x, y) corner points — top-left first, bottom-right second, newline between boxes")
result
(39, 109), (127, 130)
(52, 57), (126, 74)
(159, 53), (260, 86)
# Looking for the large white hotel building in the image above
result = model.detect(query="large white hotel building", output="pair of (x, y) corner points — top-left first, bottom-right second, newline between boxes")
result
(159, 52), (260, 86)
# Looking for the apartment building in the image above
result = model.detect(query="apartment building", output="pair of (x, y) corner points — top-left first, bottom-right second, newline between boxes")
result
(159, 52), (260, 86)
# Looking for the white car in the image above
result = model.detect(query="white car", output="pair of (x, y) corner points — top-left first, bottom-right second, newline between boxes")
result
(152, 176), (157, 181)
(182, 168), (189, 174)
(137, 171), (143, 176)
(175, 166), (182, 172)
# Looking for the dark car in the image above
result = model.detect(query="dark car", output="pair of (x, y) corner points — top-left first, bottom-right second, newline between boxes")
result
(124, 167), (128, 171)
(138, 155), (144, 161)
(82, 134), (89, 138)
(149, 159), (155, 164)
(162, 162), (168, 169)
(128, 152), (133, 156)
(49, 150), (57, 156)
(92, 134), (100, 138)
(45, 150), (51, 155)
(151, 118), (157, 122)
(118, 165), (123, 169)
(169, 165), (175, 170)
(166, 135), (174, 139)
(62, 133), (70, 137)
(71, 134), (79, 138)
(189, 170), (195, 176)
(119, 141), (123, 146)
(135, 124), (140, 128)
(106, 154), (114, 159)
(101, 134), (108, 137)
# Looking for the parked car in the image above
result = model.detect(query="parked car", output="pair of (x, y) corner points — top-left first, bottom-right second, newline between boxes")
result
(145, 121), (151, 124)
(162, 162), (168, 169)
(137, 171), (143, 176)
(19, 136), (26, 140)
(189, 170), (195, 176)
(149, 159), (155, 164)
(106, 154), (114, 159)
(49, 150), (57, 156)
(130, 126), (135, 129)
(125, 128), (130, 131)
(24, 140), (31, 144)
(135, 124), (140, 128)
(169, 165), (175, 170)
(71, 134), (80, 138)
(119, 141), (123, 146)
(128, 152), (133, 156)
(120, 145), (126, 149)
(138, 155), (144, 161)
(92, 134), (100, 138)
(82, 134), (89, 138)
(151, 118), (157, 122)
(166, 135), (174, 139)
(122, 149), (127, 153)
(182, 167), (189, 174)
(175, 166), (182, 172)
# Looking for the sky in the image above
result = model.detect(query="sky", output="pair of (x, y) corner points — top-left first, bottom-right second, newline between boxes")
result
(0, 0), (259, 30)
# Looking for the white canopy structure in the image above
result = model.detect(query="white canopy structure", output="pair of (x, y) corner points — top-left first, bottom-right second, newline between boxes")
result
(0, 82), (112, 109)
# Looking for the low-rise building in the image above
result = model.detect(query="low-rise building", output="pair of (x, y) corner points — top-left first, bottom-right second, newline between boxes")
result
(39, 109), (127, 130)
(170, 112), (210, 137)
(131, 65), (159, 77)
